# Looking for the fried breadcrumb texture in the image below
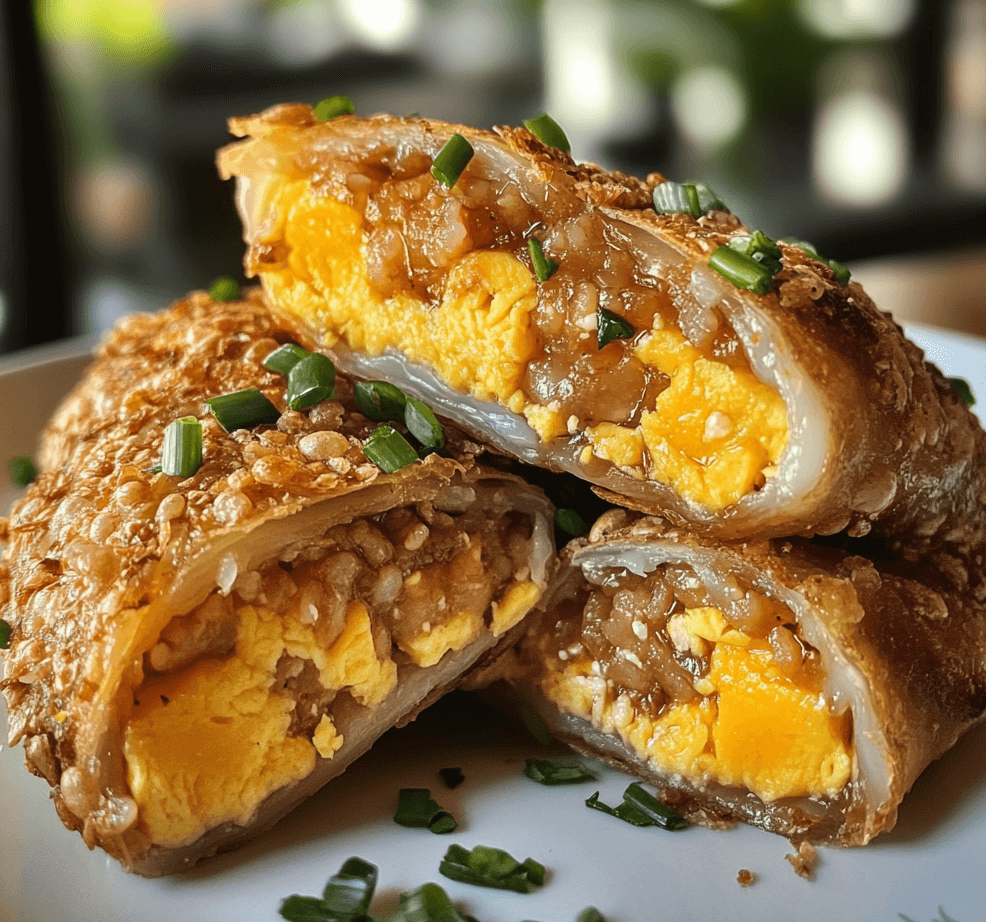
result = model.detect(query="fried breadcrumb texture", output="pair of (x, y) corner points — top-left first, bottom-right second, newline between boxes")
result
(737, 869), (755, 887)
(0, 289), (553, 875)
(219, 104), (986, 598)
(786, 840), (818, 880)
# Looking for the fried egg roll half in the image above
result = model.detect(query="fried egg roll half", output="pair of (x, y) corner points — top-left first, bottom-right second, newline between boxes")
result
(217, 104), (986, 570)
(0, 290), (554, 876)
(503, 512), (986, 846)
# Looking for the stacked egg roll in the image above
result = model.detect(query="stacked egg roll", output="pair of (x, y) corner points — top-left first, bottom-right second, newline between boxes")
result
(215, 102), (986, 845)
(0, 290), (554, 875)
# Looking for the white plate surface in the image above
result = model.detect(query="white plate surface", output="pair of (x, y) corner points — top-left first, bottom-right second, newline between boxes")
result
(1, 325), (985, 922)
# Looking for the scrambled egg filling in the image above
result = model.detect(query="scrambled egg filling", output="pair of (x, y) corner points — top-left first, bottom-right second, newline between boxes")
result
(544, 605), (852, 804)
(124, 565), (539, 848)
(253, 180), (788, 512)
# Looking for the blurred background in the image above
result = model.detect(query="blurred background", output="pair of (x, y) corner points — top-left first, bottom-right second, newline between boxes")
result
(1, 0), (985, 356)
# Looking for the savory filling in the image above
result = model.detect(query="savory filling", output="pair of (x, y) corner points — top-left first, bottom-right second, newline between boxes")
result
(123, 499), (540, 848)
(523, 564), (852, 804)
(248, 149), (787, 512)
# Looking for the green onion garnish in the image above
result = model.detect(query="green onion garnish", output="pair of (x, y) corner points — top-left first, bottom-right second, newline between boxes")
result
(949, 377), (976, 407)
(554, 508), (588, 538)
(404, 396), (444, 453)
(208, 276), (240, 302)
(431, 134), (474, 188)
(10, 456), (37, 486)
(621, 782), (688, 830)
(397, 882), (473, 922)
(652, 180), (725, 217)
(708, 245), (775, 294)
(263, 343), (310, 376)
(363, 425), (419, 473)
(577, 909), (608, 922)
(313, 95), (355, 120)
(585, 790), (657, 828)
(287, 352), (336, 410)
(161, 416), (202, 477)
(522, 113), (571, 153)
(394, 788), (458, 834)
(779, 237), (851, 285)
(439, 767), (465, 789)
(278, 855), (377, 922)
(354, 380), (407, 421)
(597, 307), (635, 349)
(439, 843), (546, 893)
(207, 388), (281, 432)
(0, 618), (10, 649)
(524, 758), (596, 785)
(727, 229), (782, 275)
(527, 237), (559, 282)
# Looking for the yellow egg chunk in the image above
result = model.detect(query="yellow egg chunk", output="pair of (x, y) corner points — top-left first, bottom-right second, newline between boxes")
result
(256, 179), (788, 513)
(542, 606), (851, 806)
(709, 644), (852, 802)
(261, 181), (537, 408)
(124, 596), (397, 848)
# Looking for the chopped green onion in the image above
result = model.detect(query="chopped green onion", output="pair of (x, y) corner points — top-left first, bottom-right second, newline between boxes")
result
(278, 855), (377, 922)
(161, 416), (202, 477)
(207, 388), (281, 432)
(431, 134), (474, 188)
(264, 343), (310, 376)
(523, 758), (596, 785)
(363, 425), (420, 473)
(621, 782), (688, 830)
(314, 95), (355, 120)
(779, 237), (851, 285)
(208, 276), (240, 301)
(0, 618), (10, 649)
(438, 843), (546, 893)
(522, 113), (571, 153)
(404, 396), (444, 453)
(653, 180), (725, 217)
(554, 508), (588, 538)
(577, 909), (608, 922)
(393, 788), (458, 834)
(727, 229), (782, 275)
(10, 456), (37, 486)
(585, 790), (656, 827)
(354, 380), (407, 421)
(597, 307), (635, 349)
(439, 767), (465, 789)
(287, 352), (336, 410)
(321, 856), (377, 918)
(527, 237), (559, 282)
(949, 377), (976, 407)
(708, 245), (775, 294)
(397, 882), (472, 922)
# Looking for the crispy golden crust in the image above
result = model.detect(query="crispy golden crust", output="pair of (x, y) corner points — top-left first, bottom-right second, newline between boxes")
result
(0, 289), (553, 873)
(511, 515), (986, 845)
(217, 104), (986, 598)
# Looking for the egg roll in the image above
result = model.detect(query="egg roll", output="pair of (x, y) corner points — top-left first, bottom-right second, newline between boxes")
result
(498, 511), (986, 846)
(216, 103), (986, 585)
(0, 289), (554, 876)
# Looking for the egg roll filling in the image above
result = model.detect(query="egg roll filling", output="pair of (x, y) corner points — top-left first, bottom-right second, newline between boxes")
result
(123, 495), (540, 849)
(519, 562), (854, 809)
(244, 149), (787, 512)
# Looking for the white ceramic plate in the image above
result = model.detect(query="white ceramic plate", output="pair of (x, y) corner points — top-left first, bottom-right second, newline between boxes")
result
(2, 325), (985, 922)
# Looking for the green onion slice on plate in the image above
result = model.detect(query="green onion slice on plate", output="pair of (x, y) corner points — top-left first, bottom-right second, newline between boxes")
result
(393, 788), (458, 834)
(286, 352), (336, 410)
(363, 425), (420, 473)
(527, 237), (559, 282)
(522, 113), (571, 153)
(353, 380), (407, 421)
(597, 307), (635, 349)
(523, 758), (596, 785)
(263, 343), (310, 376)
(314, 95), (355, 120)
(9, 455), (37, 486)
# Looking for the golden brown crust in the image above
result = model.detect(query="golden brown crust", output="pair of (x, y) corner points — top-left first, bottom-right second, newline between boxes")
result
(0, 289), (553, 872)
(217, 105), (986, 596)
(512, 515), (986, 845)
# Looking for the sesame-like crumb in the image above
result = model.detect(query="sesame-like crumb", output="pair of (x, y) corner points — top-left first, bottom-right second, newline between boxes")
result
(737, 869), (755, 887)
(785, 840), (817, 880)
